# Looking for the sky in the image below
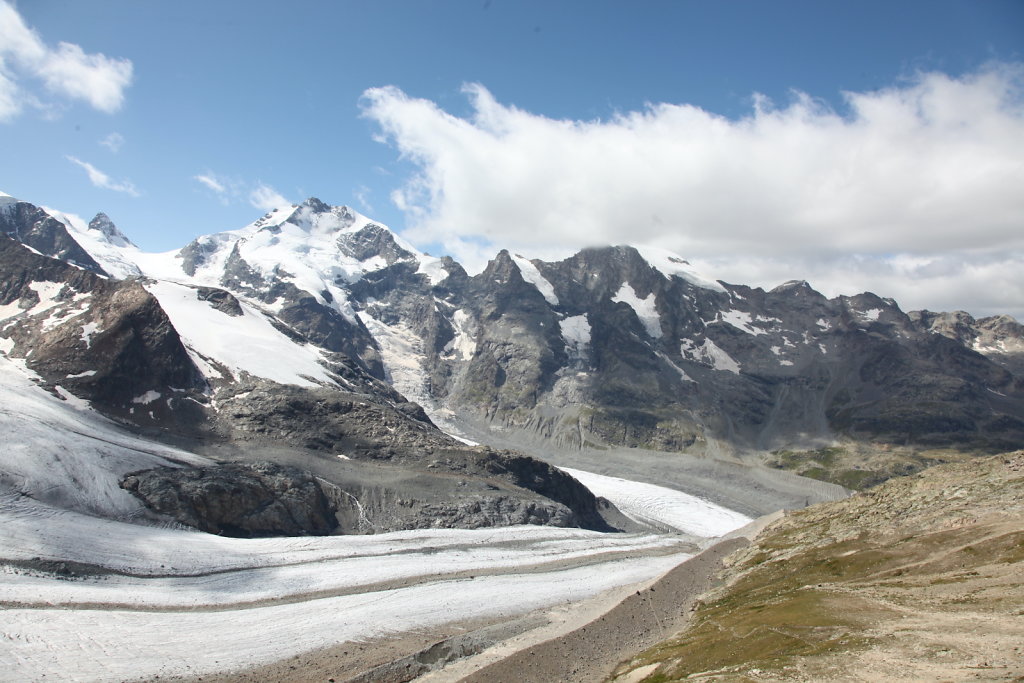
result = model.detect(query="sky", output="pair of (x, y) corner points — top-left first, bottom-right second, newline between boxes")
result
(1, 1), (1022, 319)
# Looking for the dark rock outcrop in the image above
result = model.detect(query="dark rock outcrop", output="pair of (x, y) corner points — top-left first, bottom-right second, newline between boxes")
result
(0, 200), (106, 274)
(121, 462), (339, 537)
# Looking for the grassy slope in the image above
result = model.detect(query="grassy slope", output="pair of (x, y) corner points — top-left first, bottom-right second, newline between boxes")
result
(612, 452), (1024, 682)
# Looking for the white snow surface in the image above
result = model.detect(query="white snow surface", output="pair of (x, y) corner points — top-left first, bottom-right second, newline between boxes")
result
(416, 254), (449, 285)
(560, 314), (591, 347)
(512, 254), (559, 305)
(0, 542), (690, 683)
(700, 338), (741, 374)
(560, 467), (750, 537)
(612, 283), (662, 338)
(144, 280), (336, 387)
(632, 245), (726, 292)
(445, 308), (478, 361)
(0, 357), (209, 519)
(719, 310), (779, 336)
(681, 337), (741, 374)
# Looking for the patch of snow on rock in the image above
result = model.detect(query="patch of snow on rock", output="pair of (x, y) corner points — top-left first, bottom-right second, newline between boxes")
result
(132, 390), (161, 405)
(445, 309), (478, 361)
(560, 314), (591, 349)
(80, 321), (100, 348)
(416, 255), (448, 285)
(612, 284), (662, 338)
(512, 254), (559, 305)
(681, 337), (740, 373)
(719, 310), (769, 336)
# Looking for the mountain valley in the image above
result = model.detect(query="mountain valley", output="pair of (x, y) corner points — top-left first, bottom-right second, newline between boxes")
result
(1, 190), (1022, 681)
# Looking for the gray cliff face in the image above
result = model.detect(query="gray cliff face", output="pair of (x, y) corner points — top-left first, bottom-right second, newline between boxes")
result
(0, 200), (107, 274)
(342, 237), (1024, 454)
(910, 309), (1024, 376)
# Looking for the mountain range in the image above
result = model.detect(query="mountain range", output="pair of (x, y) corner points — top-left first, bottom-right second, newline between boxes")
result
(3, 193), (1021, 488)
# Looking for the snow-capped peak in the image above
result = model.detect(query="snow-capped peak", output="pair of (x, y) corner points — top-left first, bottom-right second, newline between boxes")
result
(632, 245), (726, 292)
(88, 213), (136, 249)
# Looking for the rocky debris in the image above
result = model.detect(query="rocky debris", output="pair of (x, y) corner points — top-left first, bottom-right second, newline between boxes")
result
(612, 452), (1024, 681)
(120, 462), (339, 537)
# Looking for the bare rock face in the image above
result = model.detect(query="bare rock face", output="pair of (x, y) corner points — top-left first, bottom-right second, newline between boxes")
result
(120, 462), (339, 537)
(911, 309), (1024, 376)
(0, 200), (107, 274)
(0, 235), (208, 428)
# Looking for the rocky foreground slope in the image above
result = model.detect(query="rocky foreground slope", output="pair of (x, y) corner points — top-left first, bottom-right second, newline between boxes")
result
(612, 452), (1024, 682)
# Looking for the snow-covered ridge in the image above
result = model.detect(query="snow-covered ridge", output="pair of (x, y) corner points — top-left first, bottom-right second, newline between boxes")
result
(633, 244), (726, 292)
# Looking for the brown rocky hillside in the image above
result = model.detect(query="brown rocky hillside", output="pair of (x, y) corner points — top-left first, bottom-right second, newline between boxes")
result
(612, 452), (1024, 682)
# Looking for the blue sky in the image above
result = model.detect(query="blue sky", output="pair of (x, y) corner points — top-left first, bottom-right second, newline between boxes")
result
(1, 0), (1023, 317)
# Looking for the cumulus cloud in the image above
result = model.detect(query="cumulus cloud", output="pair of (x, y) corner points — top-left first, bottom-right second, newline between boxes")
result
(0, 1), (132, 120)
(66, 156), (139, 196)
(249, 183), (290, 212)
(99, 132), (124, 153)
(362, 64), (1024, 318)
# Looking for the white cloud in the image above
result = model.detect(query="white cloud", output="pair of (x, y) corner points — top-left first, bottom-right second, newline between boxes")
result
(99, 132), (124, 153)
(194, 173), (227, 195)
(249, 183), (290, 212)
(66, 156), (139, 197)
(0, 1), (132, 120)
(362, 64), (1024, 319)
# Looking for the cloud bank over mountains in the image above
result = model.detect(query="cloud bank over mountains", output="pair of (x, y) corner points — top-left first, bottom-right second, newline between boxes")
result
(363, 64), (1024, 318)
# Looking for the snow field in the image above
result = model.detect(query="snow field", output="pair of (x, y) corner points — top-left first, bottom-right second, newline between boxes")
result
(559, 467), (751, 537)
(0, 551), (691, 683)
(143, 280), (337, 387)
(0, 358), (210, 519)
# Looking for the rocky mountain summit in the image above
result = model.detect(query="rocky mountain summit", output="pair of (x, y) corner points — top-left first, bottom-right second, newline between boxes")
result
(2, 191), (1023, 536)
